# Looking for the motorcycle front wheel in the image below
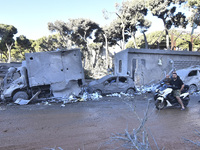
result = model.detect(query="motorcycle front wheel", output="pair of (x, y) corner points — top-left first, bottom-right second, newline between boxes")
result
(155, 100), (166, 110)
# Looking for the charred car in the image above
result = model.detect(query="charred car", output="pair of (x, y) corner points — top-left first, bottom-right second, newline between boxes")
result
(176, 66), (200, 93)
(87, 75), (136, 95)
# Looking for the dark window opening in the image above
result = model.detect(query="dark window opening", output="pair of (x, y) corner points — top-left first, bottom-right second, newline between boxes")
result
(188, 70), (197, 77)
(78, 79), (83, 86)
(119, 77), (127, 83)
(119, 60), (122, 73)
(107, 77), (117, 83)
(30, 57), (33, 60)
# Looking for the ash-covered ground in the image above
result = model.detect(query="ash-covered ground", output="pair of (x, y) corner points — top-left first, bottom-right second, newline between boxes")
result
(0, 93), (199, 150)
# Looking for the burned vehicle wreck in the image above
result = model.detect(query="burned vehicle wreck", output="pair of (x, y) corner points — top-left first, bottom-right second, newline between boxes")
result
(87, 75), (136, 95)
(1, 49), (85, 103)
(176, 66), (200, 93)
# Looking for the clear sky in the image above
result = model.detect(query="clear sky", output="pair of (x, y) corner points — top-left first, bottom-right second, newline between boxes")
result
(0, 0), (196, 40)
(0, 0), (124, 39)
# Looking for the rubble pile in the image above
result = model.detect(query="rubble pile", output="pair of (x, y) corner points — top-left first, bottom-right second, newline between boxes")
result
(106, 92), (134, 97)
(136, 84), (159, 94)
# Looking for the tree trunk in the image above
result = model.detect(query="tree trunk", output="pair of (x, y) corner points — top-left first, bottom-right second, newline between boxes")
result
(122, 22), (125, 50)
(165, 28), (170, 50)
(103, 34), (108, 69)
(6, 43), (13, 63)
(131, 33), (137, 48)
(142, 32), (148, 49)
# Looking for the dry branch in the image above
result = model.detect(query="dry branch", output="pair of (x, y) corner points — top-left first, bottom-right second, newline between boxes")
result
(106, 99), (160, 150)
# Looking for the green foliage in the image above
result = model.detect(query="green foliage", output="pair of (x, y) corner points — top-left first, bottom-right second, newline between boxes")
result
(148, 0), (188, 29)
(126, 40), (136, 49)
(148, 0), (188, 49)
(126, 31), (167, 49)
(113, 0), (151, 49)
(88, 42), (103, 51)
(130, 30), (200, 51)
(187, 0), (200, 26)
(69, 18), (100, 49)
(121, 0), (151, 31)
(0, 24), (17, 45)
(0, 24), (18, 62)
(48, 20), (71, 47)
(36, 34), (66, 52)
(48, 19), (100, 51)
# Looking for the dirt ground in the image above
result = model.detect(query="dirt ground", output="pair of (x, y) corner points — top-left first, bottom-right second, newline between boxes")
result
(0, 93), (200, 150)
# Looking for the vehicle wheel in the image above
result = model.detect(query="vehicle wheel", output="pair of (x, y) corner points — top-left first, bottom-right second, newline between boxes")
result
(183, 96), (190, 107)
(189, 84), (197, 94)
(183, 101), (189, 107)
(93, 89), (102, 95)
(13, 91), (29, 102)
(126, 88), (135, 95)
(155, 100), (166, 110)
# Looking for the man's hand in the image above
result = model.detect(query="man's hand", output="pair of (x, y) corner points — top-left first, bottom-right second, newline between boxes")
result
(180, 84), (184, 91)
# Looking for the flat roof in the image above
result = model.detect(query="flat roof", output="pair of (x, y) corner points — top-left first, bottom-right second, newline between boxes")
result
(117, 48), (200, 56)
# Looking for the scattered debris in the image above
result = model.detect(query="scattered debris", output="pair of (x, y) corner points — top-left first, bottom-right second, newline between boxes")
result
(136, 84), (159, 94)
(106, 93), (122, 97)
(14, 90), (41, 105)
(14, 98), (30, 105)
(60, 104), (65, 107)
(44, 146), (63, 150)
(106, 92), (134, 97)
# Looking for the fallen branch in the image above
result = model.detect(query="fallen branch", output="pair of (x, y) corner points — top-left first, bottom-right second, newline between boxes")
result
(183, 129), (200, 147)
(108, 99), (160, 150)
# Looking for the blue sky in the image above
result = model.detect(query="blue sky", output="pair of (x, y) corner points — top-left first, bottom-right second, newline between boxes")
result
(0, 0), (124, 39)
(0, 0), (196, 40)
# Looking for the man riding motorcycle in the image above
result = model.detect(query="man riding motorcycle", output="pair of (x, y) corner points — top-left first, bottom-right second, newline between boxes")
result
(166, 72), (185, 110)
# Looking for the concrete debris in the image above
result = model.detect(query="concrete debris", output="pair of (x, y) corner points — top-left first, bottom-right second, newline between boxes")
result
(58, 92), (102, 107)
(136, 84), (159, 94)
(106, 92), (135, 97)
(90, 92), (103, 100)
(14, 98), (30, 105)
(80, 92), (102, 101)
(14, 90), (41, 105)
(60, 104), (65, 107)
(43, 102), (52, 106)
(106, 93), (122, 97)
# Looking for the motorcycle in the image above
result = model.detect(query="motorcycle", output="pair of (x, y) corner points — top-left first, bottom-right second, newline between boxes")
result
(154, 83), (190, 110)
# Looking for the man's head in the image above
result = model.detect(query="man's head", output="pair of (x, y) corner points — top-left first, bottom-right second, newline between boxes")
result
(172, 72), (178, 79)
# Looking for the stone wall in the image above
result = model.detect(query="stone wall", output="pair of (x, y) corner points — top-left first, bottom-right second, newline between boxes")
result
(174, 61), (200, 70)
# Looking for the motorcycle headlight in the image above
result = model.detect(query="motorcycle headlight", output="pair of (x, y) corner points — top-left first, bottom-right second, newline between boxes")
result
(160, 91), (165, 95)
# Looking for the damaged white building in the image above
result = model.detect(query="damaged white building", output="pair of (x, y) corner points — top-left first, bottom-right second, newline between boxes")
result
(114, 48), (200, 86)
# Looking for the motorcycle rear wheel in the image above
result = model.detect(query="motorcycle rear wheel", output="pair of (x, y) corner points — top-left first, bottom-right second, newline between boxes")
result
(155, 100), (166, 110)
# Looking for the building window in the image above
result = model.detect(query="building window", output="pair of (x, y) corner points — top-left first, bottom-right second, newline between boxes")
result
(119, 60), (122, 73)
(141, 59), (146, 67)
